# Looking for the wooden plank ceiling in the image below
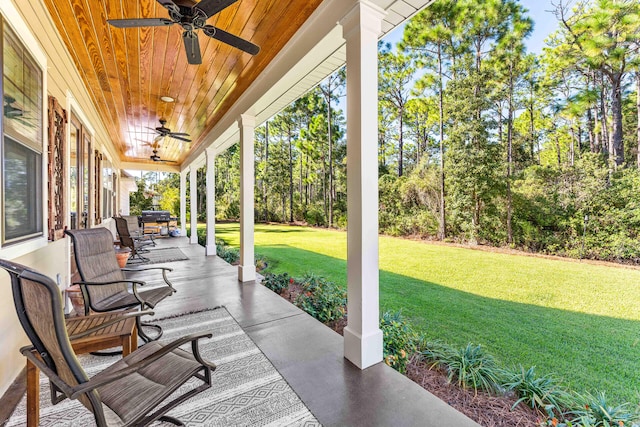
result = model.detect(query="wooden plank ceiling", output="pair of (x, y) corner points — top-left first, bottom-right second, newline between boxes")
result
(43, 0), (323, 166)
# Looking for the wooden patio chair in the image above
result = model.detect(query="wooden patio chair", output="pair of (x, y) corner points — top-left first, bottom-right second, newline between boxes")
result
(65, 227), (176, 343)
(0, 258), (215, 427)
(122, 214), (157, 247)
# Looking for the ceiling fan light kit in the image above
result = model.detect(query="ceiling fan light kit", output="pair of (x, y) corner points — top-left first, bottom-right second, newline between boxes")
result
(107, 0), (260, 65)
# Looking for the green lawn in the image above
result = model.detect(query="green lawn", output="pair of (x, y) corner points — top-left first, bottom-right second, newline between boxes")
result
(212, 222), (640, 403)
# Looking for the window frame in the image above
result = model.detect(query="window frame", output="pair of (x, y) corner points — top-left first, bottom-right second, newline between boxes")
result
(101, 156), (115, 220)
(0, 3), (48, 258)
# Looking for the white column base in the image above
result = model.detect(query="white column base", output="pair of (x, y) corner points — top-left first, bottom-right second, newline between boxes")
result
(238, 264), (256, 282)
(206, 245), (217, 256)
(190, 234), (198, 244)
(343, 326), (383, 369)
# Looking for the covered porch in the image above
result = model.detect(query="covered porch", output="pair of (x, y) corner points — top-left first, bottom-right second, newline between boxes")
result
(0, 0), (480, 424)
(2, 236), (477, 426)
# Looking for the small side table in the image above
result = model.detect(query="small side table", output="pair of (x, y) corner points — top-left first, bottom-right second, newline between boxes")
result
(26, 312), (138, 427)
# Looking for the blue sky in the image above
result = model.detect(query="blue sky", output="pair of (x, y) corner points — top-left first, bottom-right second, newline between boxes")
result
(520, 0), (560, 53)
(381, 0), (561, 54)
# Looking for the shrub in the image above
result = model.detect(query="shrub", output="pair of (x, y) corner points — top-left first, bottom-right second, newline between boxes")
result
(197, 227), (206, 246)
(304, 207), (327, 227)
(215, 239), (239, 264)
(569, 391), (639, 427)
(502, 365), (571, 412)
(295, 273), (346, 323)
(262, 272), (291, 294)
(380, 311), (418, 374)
(423, 343), (503, 394)
(255, 254), (268, 271)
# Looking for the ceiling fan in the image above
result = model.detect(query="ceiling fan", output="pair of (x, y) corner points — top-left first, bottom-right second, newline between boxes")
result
(107, 0), (260, 65)
(132, 142), (178, 163)
(134, 143), (178, 163)
(149, 148), (177, 163)
(148, 118), (192, 142)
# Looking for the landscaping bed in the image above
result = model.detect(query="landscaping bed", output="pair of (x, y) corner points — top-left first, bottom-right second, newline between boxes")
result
(262, 272), (543, 426)
(259, 270), (640, 427)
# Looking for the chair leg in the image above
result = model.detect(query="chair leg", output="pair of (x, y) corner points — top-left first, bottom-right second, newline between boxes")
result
(137, 316), (163, 343)
(127, 250), (149, 264)
(158, 416), (185, 426)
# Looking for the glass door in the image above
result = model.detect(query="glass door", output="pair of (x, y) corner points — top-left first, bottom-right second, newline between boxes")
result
(69, 113), (92, 289)
(69, 113), (91, 229)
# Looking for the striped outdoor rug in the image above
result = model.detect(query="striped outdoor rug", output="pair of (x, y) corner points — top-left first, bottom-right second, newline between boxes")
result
(6, 308), (321, 426)
(139, 247), (189, 265)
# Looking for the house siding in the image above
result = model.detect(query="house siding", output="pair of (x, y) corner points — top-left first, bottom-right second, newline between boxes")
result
(0, 0), (119, 397)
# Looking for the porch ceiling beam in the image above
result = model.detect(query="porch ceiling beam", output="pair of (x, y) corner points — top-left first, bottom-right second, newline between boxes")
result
(119, 162), (179, 173)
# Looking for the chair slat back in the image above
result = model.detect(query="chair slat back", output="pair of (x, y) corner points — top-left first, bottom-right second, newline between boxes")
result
(122, 215), (142, 236)
(0, 259), (100, 413)
(65, 228), (128, 312)
(113, 217), (136, 252)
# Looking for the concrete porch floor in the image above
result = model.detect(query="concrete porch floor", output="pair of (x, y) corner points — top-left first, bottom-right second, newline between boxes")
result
(146, 236), (479, 427)
(1, 234), (479, 427)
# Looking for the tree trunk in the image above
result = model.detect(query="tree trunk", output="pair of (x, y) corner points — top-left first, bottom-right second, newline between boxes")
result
(637, 72), (640, 170)
(569, 125), (576, 166)
(610, 73), (624, 167)
(437, 43), (446, 240)
(587, 107), (596, 152)
(506, 65), (514, 246)
(599, 75), (610, 157)
(529, 83), (536, 162)
(327, 93), (333, 228)
(264, 121), (269, 221)
(305, 152), (309, 207)
(398, 111), (404, 177)
(577, 123), (582, 159)
(288, 124), (293, 223)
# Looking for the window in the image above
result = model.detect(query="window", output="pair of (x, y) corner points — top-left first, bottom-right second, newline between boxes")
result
(2, 21), (43, 244)
(102, 158), (114, 219)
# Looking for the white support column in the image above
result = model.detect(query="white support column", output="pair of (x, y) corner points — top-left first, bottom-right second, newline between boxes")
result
(205, 147), (217, 256)
(340, 1), (385, 370)
(238, 114), (256, 282)
(189, 164), (198, 244)
(180, 170), (187, 237)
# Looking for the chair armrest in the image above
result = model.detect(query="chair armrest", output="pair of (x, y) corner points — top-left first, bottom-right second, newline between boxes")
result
(122, 266), (173, 273)
(122, 266), (177, 293)
(67, 310), (154, 341)
(73, 279), (149, 308)
(20, 346), (76, 398)
(73, 279), (146, 287)
(68, 332), (214, 398)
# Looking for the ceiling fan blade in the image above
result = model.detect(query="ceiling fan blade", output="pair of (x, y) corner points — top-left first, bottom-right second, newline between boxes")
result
(203, 25), (260, 55)
(183, 31), (202, 65)
(146, 127), (163, 134)
(156, 0), (181, 16)
(194, 0), (238, 18)
(108, 18), (174, 28)
(169, 132), (190, 136)
(169, 134), (192, 142)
